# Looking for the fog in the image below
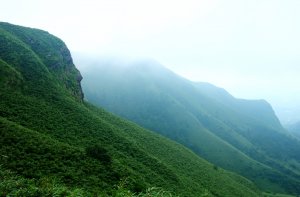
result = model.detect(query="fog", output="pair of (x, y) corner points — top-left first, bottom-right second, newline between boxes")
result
(1, 0), (300, 124)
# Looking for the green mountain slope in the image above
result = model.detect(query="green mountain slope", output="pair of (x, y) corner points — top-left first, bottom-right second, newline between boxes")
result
(78, 58), (300, 195)
(0, 22), (262, 196)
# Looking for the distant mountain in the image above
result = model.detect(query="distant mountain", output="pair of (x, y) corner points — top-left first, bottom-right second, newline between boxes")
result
(77, 58), (300, 195)
(286, 121), (300, 138)
(274, 105), (300, 125)
(0, 22), (262, 196)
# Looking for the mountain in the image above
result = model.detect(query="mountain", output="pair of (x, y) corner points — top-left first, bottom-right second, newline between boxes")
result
(77, 58), (300, 195)
(0, 22), (263, 196)
(274, 105), (300, 125)
(286, 121), (300, 138)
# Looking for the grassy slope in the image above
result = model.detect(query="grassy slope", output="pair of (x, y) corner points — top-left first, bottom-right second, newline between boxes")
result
(0, 22), (261, 196)
(192, 82), (300, 176)
(78, 59), (300, 195)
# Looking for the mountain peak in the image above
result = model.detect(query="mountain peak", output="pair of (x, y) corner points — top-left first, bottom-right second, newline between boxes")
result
(0, 22), (83, 101)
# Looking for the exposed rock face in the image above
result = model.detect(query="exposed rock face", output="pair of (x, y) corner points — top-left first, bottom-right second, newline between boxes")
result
(75, 70), (84, 101)
(58, 44), (84, 101)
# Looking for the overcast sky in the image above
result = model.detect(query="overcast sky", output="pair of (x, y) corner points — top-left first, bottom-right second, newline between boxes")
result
(1, 0), (300, 123)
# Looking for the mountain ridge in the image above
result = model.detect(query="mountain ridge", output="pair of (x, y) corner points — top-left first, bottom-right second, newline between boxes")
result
(0, 22), (262, 196)
(78, 57), (300, 194)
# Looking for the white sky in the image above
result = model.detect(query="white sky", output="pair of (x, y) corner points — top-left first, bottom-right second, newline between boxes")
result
(1, 0), (300, 123)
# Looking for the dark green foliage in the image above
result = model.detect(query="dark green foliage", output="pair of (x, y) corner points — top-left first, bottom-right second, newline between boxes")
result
(86, 145), (112, 165)
(0, 165), (89, 196)
(0, 165), (178, 197)
(78, 59), (300, 195)
(0, 22), (262, 196)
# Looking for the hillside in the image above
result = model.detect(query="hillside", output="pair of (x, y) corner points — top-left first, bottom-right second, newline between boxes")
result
(77, 58), (300, 195)
(0, 22), (263, 196)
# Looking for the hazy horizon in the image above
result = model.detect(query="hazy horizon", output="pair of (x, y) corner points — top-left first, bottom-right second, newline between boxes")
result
(1, 0), (300, 124)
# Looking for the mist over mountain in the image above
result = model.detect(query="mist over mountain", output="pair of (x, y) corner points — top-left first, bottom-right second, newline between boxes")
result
(275, 105), (300, 126)
(1, 22), (269, 196)
(1, 0), (300, 195)
(75, 56), (300, 195)
(286, 121), (300, 139)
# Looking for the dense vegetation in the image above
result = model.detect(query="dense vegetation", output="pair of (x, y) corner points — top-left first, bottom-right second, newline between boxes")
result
(0, 165), (178, 197)
(0, 22), (262, 196)
(78, 58), (300, 195)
